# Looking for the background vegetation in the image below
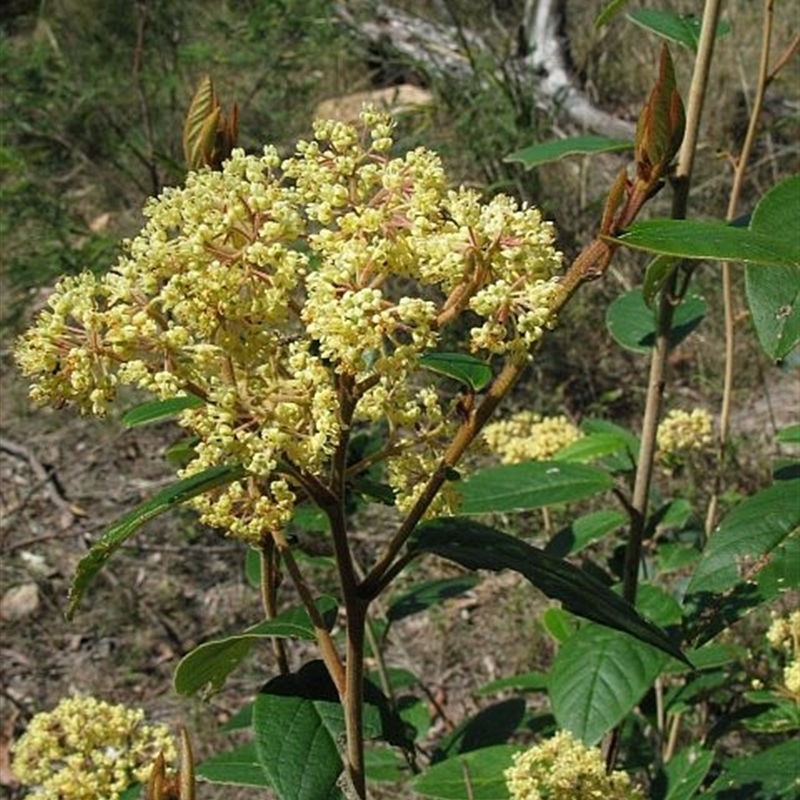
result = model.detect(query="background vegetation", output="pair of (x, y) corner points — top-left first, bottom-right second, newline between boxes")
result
(0, 1), (797, 798)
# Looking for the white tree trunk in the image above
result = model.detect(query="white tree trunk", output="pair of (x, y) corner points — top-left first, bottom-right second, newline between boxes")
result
(334, 0), (635, 139)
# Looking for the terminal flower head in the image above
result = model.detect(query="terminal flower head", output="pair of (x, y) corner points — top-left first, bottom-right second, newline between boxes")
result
(766, 610), (800, 699)
(16, 109), (562, 544)
(483, 411), (582, 464)
(505, 729), (644, 800)
(656, 408), (713, 459)
(11, 695), (176, 800)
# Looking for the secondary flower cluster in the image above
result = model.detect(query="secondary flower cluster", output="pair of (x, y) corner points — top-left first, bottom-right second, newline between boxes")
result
(11, 696), (176, 800)
(505, 730), (643, 800)
(656, 408), (713, 459)
(766, 610), (800, 697)
(483, 411), (582, 463)
(16, 110), (562, 543)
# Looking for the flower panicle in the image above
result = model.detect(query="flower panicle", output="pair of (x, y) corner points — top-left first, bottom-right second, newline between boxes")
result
(15, 108), (563, 544)
(483, 411), (582, 464)
(11, 695), (176, 800)
(505, 730), (644, 800)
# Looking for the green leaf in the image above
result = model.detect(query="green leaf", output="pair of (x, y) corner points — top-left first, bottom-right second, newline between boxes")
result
(420, 351), (493, 391)
(745, 262), (800, 361)
(684, 479), (800, 645)
(173, 597), (338, 696)
(457, 461), (612, 514)
(643, 254), (680, 306)
(706, 739), (800, 799)
(542, 607), (577, 643)
(615, 219), (800, 267)
(409, 519), (686, 662)
(477, 671), (549, 695)
(751, 174), (800, 234)
(412, 745), (516, 799)
(606, 288), (706, 353)
(504, 135), (631, 169)
(253, 681), (346, 800)
(121, 394), (204, 427)
(652, 744), (713, 800)
(626, 10), (730, 52)
(67, 463), (246, 618)
(195, 742), (271, 788)
(252, 661), (405, 800)
(387, 576), (479, 623)
(736, 178), (798, 360)
(435, 699), (525, 762)
(549, 622), (669, 744)
(595, 0), (632, 28)
(776, 424), (800, 444)
(741, 695), (800, 734)
(654, 541), (701, 574)
(686, 480), (800, 594)
(581, 418), (640, 471)
(365, 745), (410, 783)
(553, 432), (633, 463)
(546, 509), (627, 557)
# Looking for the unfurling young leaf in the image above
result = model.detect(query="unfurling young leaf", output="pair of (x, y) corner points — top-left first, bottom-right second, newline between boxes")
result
(635, 44), (685, 182)
(183, 74), (238, 171)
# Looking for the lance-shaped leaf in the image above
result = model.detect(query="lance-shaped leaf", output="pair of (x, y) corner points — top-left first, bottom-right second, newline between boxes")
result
(595, 0), (631, 27)
(706, 739), (800, 799)
(419, 351), (492, 391)
(67, 463), (245, 618)
(627, 9), (730, 52)
(504, 135), (632, 170)
(387, 576), (479, 623)
(615, 219), (800, 267)
(412, 745), (518, 800)
(651, 744), (714, 800)
(408, 518), (687, 662)
(457, 460), (613, 514)
(122, 394), (204, 427)
(174, 597), (339, 697)
(195, 742), (271, 788)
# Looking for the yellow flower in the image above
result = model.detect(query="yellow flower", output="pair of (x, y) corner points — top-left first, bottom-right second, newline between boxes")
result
(505, 730), (643, 800)
(783, 660), (800, 695)
(16, 109), (562, 543)
(483, 411), (582, 464)
(765, 610), (800, 698)
(656, 408), (713, 459)
(11, 696), (176, 800)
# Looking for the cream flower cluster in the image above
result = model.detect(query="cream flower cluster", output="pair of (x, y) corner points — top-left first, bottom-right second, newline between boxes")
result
(656, 408), (713, 458)
(16, 110), (562, 543)
(505, 730), (643, 800)
(11, 696), (176, 800)
(483, 411), (582, 464)
(766, 610), (800, 696)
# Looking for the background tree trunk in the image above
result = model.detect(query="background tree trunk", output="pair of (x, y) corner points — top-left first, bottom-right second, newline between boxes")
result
(334, 0), (635, 139)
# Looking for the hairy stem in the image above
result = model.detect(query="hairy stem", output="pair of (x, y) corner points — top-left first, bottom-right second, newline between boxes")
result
(326, 373), (371, 798)
(343, 598), (368, 798)
(259, 538), (289, 674)
(607, 0), (722, 772)
(270, 527), (346, 693)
